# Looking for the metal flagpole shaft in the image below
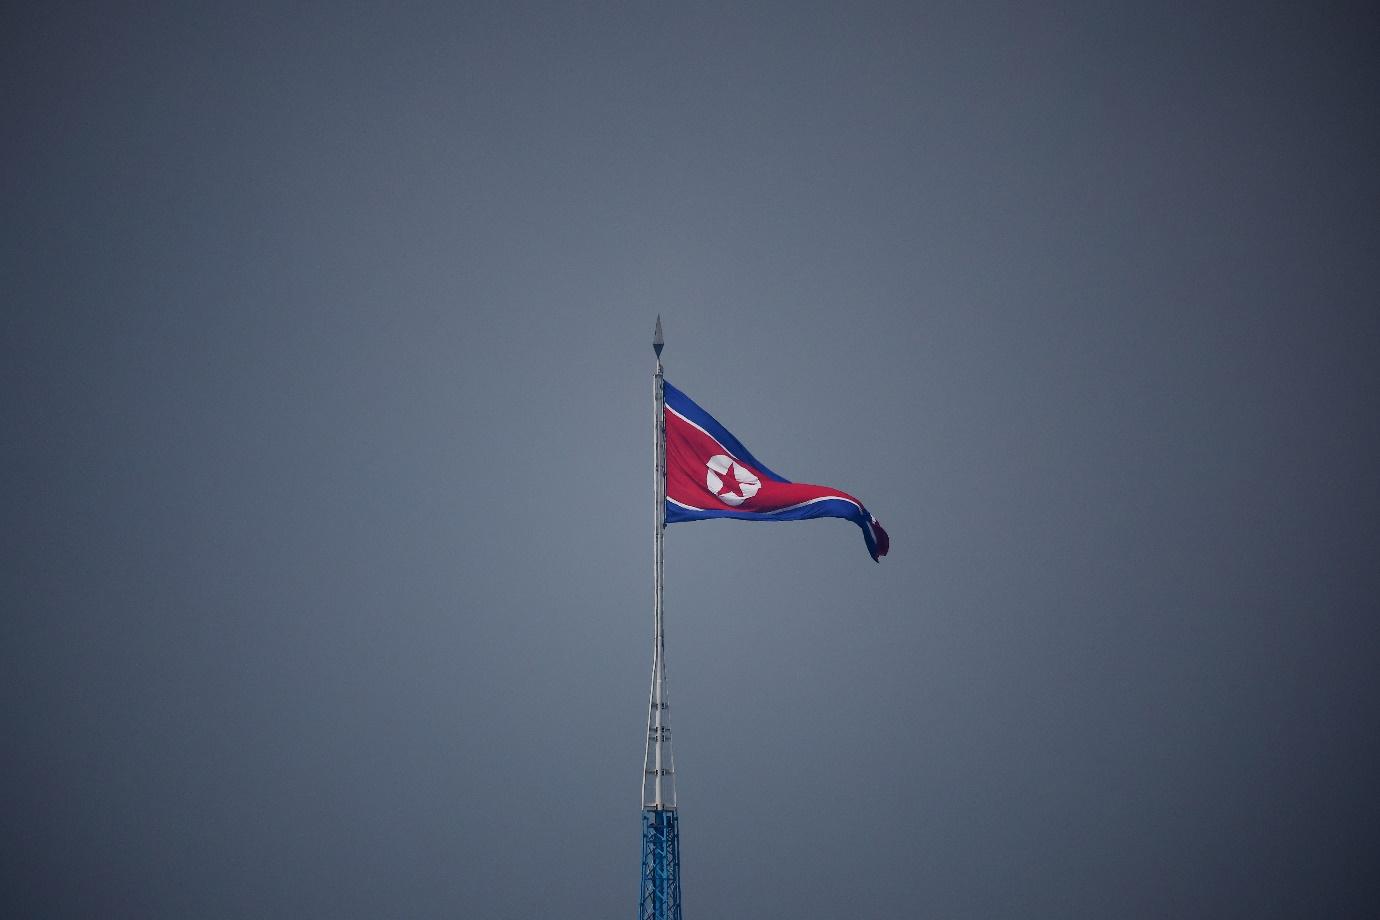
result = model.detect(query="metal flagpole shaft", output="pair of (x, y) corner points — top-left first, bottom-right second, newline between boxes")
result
(654, 327), (664, 808)
(641, 316), (682, 920)
(644, 315), (674, 810)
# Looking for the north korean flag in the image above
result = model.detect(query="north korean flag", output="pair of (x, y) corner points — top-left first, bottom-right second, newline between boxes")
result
(663, 380), (890, 562)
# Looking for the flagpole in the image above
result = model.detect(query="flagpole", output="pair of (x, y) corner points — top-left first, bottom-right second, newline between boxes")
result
(644, 315), (673, 810)
(639, 315), (682, 920)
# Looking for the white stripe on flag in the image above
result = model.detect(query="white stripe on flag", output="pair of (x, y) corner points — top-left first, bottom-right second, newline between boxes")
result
(665, 405), (745, 468)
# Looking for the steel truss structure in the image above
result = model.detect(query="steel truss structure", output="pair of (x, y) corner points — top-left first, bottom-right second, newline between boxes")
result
(639, 807), (682, 920)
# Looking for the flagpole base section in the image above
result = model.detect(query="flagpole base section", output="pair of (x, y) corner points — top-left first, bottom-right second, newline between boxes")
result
(639, 808), (683, 920)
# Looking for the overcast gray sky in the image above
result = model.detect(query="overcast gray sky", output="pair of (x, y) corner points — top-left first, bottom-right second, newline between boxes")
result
(4, 2), (1379, 918)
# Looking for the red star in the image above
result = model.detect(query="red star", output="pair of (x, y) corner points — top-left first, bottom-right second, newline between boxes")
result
(716, 461), (739, 499)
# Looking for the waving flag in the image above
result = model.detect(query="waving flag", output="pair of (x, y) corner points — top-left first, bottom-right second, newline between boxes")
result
(663, 380), (890, 562)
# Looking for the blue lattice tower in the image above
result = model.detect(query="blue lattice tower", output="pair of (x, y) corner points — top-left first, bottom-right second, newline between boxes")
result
(639, 808), (681, 920)
(639, 317), (683, 920)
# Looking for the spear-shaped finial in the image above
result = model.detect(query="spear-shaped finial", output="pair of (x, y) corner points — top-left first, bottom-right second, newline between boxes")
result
(653, 315), (664, 358)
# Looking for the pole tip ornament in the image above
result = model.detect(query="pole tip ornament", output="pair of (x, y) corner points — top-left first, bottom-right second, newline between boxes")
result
(653, 316), (664, 358)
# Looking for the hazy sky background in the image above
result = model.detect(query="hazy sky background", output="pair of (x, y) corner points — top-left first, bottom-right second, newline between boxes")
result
(4, 2), (1378, 918)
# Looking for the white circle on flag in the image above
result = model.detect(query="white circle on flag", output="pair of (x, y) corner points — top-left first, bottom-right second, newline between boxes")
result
(705, 454), (760, 506)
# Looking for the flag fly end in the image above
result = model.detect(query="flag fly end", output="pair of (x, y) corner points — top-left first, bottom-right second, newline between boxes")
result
(866, 516), (890, 562)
